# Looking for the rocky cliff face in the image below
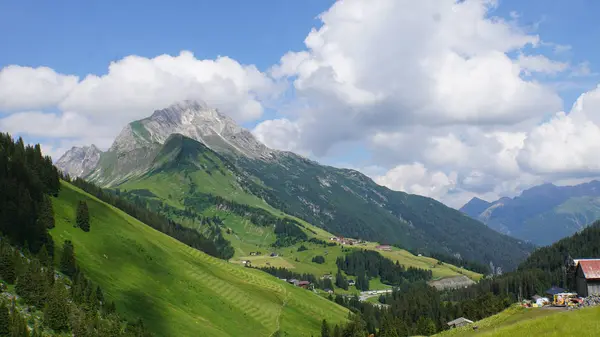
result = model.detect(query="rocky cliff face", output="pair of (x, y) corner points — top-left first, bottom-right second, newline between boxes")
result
(110, 100), (275, 159)
(55, 145), (102, 178)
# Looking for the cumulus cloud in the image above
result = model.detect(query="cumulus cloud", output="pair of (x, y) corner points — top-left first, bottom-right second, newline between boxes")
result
(518, 85), (600, 176)
(60, 51), (279, 125)
(3, 0), (599, 210)
(262, 0), (562, 157)
(517, 54), (569, 75)
(375, 163), (458, 202)
(0, 51), (280, 155)
(0, 66), (79, 111)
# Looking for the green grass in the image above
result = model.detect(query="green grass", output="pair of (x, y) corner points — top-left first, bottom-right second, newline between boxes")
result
(119, 161), (482, 285)
(436, 305), (600, 337)
(51, 181), (348, 337)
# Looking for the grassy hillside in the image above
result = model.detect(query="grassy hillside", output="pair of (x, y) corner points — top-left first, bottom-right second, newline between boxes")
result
(112, 135), (482, 285)
(51, 181), (348, 336)
(436, 305), (600, 337)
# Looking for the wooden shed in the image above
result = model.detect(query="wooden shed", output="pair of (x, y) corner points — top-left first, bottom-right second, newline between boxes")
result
(574, 259), (600, 297)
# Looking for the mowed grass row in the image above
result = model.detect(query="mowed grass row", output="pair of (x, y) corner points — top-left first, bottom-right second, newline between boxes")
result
(121, 168), (482, 283)
(51, 181), (348, 337)
(436, 305), (600, 337)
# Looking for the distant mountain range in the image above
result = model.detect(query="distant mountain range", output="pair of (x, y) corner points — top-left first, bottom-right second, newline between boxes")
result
(57, 100), (533, 270)
(460, 181), (600, 245)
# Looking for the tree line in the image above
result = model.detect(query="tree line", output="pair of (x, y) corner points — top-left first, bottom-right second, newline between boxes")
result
(312, 222), (600, 336)
(256, 266), (334, 290)
(336, 250), (432, 287)
(426, 251), (491, 275)
(64, 177), (234, 260)
(0, 133), (60, 257)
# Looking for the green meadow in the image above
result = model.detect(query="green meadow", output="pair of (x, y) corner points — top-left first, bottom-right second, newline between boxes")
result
(51, 181), (348, 336)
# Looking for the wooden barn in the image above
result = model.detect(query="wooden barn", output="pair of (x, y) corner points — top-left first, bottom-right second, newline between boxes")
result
(574, 259), (600, 297)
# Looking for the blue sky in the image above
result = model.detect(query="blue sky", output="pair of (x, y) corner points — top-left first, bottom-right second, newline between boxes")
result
(0, 0), (332, 75)
(2, 0), (600, 207)
(1, 0), (597, 107)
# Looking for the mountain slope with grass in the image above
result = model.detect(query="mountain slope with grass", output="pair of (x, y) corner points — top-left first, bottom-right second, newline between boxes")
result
(436, 305), (600, 337)
(461, 181), (600, 245)
(57, 100), (533, 271)
(51, 181), (349, 337)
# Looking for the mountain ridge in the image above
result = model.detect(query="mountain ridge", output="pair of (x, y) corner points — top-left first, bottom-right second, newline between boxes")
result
(460, 180), (600, 245)
(56, 100), (533, 270)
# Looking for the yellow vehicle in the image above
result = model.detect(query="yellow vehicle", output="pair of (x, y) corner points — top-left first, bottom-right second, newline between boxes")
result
(552, 293), (579, 307)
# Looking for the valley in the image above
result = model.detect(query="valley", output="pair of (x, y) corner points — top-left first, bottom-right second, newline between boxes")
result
(51, 181), (349, 337)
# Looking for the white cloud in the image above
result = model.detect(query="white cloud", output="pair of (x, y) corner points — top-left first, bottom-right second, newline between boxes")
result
(0, 66), (79, 111)
(517, 54), (569, 75)
(262, 0), (562, 157)
(3, 0), (599, 211)
(518, 85), (600, 175)
(375, 163), (458, 203)
(60, 51), (279, 125)
(252, 118), (302, 152)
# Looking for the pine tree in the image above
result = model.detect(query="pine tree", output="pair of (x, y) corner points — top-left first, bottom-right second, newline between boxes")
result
(335, 269), (348, 290)
(321, 319), (331, 337)
(37, 245), (51, 267)
(333, 325), (342, 337)
(95, 285), (105, 309)
(59, 240), (76, 277)
(44, 282), (70, 332)
(76, 201), (90, 232)
(37, 196), (55, 229)
(0, 303), (9, 336)
(0, 249), (16, 284)
(416, 316), (436, 336)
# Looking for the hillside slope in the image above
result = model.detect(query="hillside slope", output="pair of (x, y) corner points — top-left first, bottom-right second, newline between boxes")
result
(57, 100), (533, 270)
(51, 181), (349, 337)
(460, 181), (600, 245)
(436, 305), (600, 337)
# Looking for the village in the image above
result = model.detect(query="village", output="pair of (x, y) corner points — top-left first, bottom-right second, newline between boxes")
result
(446, 257), (600, 329)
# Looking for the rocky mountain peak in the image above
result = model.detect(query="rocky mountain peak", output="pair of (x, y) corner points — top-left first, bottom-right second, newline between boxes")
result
(110, 100), (274, 159)
(55, 145), (102, 178)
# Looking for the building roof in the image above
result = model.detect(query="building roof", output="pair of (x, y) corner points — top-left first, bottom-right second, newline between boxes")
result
(447, 317), (473, 326)
(577, 259), (600, 280)
(545, 286), (565, 295)
(298, 281), (310, 285)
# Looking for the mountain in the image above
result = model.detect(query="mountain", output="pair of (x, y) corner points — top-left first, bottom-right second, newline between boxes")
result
(51, 181), (349, 336)
(460, 181), (600, 245)
(460, 197), (492, 218)
(58, 100), (533, 270)
(55, 144), (102, 178)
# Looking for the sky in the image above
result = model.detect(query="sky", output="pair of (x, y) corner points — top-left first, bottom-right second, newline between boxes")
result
(2, 0), (600, 208)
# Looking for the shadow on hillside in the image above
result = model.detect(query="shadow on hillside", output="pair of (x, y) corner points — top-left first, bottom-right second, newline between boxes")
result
(120, 288), (169, 336)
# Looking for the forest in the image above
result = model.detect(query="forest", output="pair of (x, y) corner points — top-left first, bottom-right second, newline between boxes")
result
(318, 223), (600, 336)
(336, 250), (433, 286)
(0, 133), (152, 335)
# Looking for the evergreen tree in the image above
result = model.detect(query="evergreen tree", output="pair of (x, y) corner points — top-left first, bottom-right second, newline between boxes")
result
(44, 282), (70, 332)
(59, 240), (76, 277)
(37, 196), (55, 229)
(332, 325), (342, 337)
(37, 245), (51, 267)
(9, 303), (29, 337)
(96, 285), (104, 305)
(321, 319), (331, 337)
(0, 250), (16, 284)
(335, 269), (348, 290)
(355, 272), (369, 291)
(416, 316), (436, 336)
(15, 260), (47, 307)
(76, 201), (90, 232)
(0, 303), (9, 336)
